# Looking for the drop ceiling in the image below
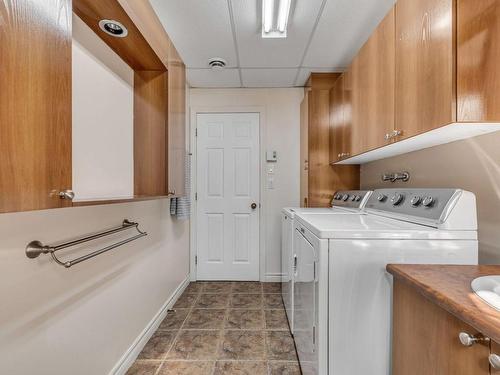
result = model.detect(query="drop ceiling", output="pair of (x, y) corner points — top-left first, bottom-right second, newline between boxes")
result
(149, 0), (395, 88)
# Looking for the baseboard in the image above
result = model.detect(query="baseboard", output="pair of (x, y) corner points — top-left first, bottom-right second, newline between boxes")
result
(109, 275), (190, 375)
(263, 273), (284, 282)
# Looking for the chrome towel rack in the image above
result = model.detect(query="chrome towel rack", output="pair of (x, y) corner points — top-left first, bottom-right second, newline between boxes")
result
(25, 219), (147, 268)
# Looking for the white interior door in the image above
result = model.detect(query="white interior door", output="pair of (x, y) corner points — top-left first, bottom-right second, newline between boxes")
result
(196, 113), (260, 280)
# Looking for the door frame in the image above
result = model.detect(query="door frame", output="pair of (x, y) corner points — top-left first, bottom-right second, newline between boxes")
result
(190, 106), (266, 281)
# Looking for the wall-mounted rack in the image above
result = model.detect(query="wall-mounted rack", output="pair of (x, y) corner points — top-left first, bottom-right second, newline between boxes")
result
(25, 219), (147, 268)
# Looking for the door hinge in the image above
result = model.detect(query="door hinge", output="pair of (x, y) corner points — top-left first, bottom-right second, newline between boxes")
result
(195, 255), (198, 265)
(195, 128), (198, 137)
(312, 325), (316, 351)
(195, 192), (198, 201)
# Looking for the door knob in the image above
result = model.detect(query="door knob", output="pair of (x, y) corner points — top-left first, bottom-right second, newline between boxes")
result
(58, 190), (75, 200)
(490, 353), (500, 370)
(251, 203), (257, 209)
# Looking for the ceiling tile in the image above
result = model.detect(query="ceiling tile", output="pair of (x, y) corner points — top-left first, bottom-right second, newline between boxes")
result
(241, 68), (298, 87)
(304, 0), (395, 68)
(187, 69), (241, 88)
(295, 67), (342, 86)
(149, 0), (238, 68)
(232, 0), (324, 68)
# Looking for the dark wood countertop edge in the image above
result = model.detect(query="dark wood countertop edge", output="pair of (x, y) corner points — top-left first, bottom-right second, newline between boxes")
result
(387, 264), (500, 344)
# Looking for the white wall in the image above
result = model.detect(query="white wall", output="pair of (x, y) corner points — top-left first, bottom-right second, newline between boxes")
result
(190, 88), (303, 281)
(72, 15), (134, 201)
(0, 200), (189, 375)
(361, 131), (500, 264)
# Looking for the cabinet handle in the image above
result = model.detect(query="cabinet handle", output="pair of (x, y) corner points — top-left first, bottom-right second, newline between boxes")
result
(458, 332), (490, 347)
(168, 190), (176, 196)
(58, 190), (75, 200)
(385, 129), (403, 141)
(338, 152), (350, 159)
(490, 354), (500, 370)
(293, 255), (298, 272)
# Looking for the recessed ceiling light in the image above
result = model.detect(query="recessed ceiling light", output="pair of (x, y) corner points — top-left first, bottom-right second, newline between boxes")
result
(98, 19), (128, 38)
(262, 0), (291, 38)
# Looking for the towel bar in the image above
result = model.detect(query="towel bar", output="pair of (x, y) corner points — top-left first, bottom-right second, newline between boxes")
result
(26, 219), (147, 268)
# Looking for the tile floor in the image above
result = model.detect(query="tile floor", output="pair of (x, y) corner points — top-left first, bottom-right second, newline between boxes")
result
(126, 281), (301, 375)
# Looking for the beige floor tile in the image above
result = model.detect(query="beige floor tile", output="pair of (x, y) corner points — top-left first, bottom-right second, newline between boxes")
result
(174, 294), (198, 309)
(125, 361), (160, 375)
(218, 330), (266, 360)
(184, 282), (203, 295)
(263, 282), (282, 294)
(138, 331), (177, 360)
(214, 361), (267, 375)
(264, 309), (289, 330)
(266, 331), (298, 361)
(184, 309), (226, 329)
(195, 294), (230, 309)
(263, 294), (284, 309)
(268, 361), (302, 375)
(158, 309), (190, 330)
(159, 361), (214, 375)
(232, 282), (263, 294)
(230, 294), (263, 309)
(202, 281), (234, 294)
(226, 309), (265, 330)
(167, 330), (221, 360)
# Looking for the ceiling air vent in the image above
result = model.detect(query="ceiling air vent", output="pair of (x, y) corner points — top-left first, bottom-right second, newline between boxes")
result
(208, 58), (227, 69)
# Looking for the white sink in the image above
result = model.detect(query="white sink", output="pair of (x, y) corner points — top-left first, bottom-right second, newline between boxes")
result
(471, 276), (500, 311)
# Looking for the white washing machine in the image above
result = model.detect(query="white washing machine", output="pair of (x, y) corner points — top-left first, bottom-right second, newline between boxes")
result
(281, 190), (372, 333)
(293, 188), (479, 375)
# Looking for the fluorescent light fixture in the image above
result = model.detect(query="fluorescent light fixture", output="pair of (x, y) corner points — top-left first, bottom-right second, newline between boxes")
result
(277, 0), (291, 33)
(262, 0), (290, 38)
(263, 0), (274, 33)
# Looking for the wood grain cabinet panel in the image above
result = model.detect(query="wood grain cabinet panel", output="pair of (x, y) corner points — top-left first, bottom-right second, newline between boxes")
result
(395, 0), (456, 140)
(392, 280), (490, 375)
(167, 45), (187, 197)
(0, 0), (72, 213)
(359, 8), (395, 151)
(329, 76), (344, 164)
(458, 0), (500, 122)
(301, 73), (359, 208)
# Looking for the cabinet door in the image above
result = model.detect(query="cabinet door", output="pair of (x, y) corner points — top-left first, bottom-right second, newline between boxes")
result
(0, 0), (72, 213)
(393, 280), (490, 375)
(458, 0), (500, 122)
(395, 0), (456, 140)
(359, 8), (395, 151)
(300, 92), (309, 207)
(167, 45), (187, 197)
(347, 55), (364, 156)
(329, 76), (344, 163)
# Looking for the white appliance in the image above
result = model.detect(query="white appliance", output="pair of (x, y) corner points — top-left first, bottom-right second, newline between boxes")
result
(292, 188), (478, 375)
(281, 190), (372, 333)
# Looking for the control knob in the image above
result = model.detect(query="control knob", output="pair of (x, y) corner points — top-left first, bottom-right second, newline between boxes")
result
(390, 193), (404, 206)
(342, 194), (350, 201)
(410, 196), (422, 206)
(422, 196), (434, 207)
(377, 194), (387, 202)
(354, 195), (361, 202)
(350, 196), (356, 201)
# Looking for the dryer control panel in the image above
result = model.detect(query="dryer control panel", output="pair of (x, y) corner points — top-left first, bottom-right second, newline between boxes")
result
(331, 190), (372, 209)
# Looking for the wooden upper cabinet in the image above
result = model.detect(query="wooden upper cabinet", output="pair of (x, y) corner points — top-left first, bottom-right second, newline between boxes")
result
(329, 76), (344, 164)
(359, 8), (395, 151)
(0, 0), (72, 213)
(167, 44), (187, 197)
(457, 0), (500, 122)
(395, 0), (456, 140)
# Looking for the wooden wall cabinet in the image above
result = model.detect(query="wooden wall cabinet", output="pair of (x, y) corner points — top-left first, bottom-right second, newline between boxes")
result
(330, 0), (500, 165)
(393, 279), (495, 375)
(0, 0), (187, 213)
(330, 9), (395, 163)
(301, 74), (360, 207)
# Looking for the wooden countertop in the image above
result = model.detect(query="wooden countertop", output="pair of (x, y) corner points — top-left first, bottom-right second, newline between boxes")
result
(387, 264), (500, 343)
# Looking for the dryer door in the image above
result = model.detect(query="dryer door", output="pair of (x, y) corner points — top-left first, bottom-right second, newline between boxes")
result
(293, 227), (318, 370)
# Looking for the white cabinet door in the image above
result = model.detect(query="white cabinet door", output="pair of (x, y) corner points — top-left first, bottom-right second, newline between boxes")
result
(196, 113), (260, 280)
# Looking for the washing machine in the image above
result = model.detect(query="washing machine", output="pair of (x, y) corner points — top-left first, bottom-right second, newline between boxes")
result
(293, 188), (478, 375)
(281, 190), (372, 333)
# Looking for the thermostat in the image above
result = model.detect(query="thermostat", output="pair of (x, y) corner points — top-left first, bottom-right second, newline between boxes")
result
(266, 150), (277, 162)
